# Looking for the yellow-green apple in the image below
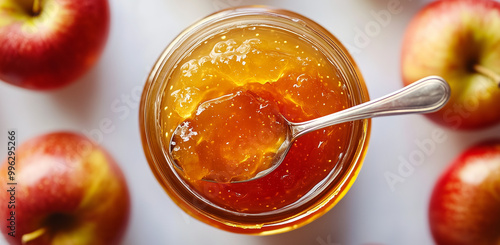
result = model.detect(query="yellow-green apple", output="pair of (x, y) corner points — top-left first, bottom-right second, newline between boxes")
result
(0, 0), (110, 90)
(0, 132), (130, 245)
(429, 140), (500, 245)
(401, 0), (500, 130)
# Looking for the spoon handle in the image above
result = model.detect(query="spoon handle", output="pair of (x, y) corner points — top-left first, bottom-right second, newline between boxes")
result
(290, 76), (450, 138)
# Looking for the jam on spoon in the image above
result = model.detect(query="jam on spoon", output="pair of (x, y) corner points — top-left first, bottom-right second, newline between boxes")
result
(170, 89), (288, 183)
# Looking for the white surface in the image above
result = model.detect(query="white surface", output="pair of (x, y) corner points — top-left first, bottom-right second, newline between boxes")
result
(2, 0), (500, 244)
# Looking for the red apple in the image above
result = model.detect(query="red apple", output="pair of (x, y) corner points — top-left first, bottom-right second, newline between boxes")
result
(0, 0), (110, 90)
(0, 132), (130, 245)
(429, 140), (500, 245)
(401, 0), (500, 130)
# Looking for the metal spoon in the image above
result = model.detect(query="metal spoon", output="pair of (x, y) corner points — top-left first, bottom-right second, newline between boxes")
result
(171, 76), (450, 183)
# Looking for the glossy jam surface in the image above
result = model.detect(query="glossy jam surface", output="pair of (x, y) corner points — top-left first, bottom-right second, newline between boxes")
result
(160, 25), (353, 213)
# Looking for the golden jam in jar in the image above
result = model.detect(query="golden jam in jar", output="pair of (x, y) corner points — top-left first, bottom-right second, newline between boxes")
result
(140, 7), (370, 234)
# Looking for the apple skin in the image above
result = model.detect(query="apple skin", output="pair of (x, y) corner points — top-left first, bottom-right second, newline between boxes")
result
(0, 0), (110, 90)
(0, 132), (130, 245)
(429, 140), (500, 245)
(401, 0), (500, 130)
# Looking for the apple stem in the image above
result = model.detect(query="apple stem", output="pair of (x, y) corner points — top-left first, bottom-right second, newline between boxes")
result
(21, 227), (47, 244)
(32, 0), (41, 16)
(474, 64), (500, 88)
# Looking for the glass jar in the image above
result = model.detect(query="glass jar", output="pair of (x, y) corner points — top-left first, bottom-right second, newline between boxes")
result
(139, 6), (371, 235)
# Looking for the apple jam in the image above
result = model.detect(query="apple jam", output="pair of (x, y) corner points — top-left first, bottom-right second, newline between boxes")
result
(140, 6), (370, 234)
(161, 25), (354, 212)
